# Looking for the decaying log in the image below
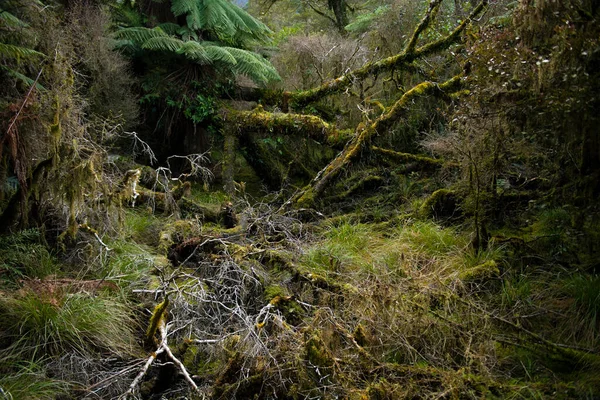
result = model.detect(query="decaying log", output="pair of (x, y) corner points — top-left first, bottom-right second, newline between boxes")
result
(371, 146), (445, 170)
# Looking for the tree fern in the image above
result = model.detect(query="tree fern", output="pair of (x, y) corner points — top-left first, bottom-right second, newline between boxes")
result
(170, 0), (272, 46)
(113, 0), (280, 87)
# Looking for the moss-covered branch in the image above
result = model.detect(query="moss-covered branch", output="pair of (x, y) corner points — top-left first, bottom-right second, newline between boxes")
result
(287, 1), (487, 108)
(293, 75), (464, 208)
(223, 107), (352, 146)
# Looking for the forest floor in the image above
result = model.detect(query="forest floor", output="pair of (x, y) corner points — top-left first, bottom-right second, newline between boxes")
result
(1, 181), (599, 399)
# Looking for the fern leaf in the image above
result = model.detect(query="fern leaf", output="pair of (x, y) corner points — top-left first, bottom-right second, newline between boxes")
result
(171, 0), (204, 30)
(177, 41), (210, 64)
(157, 23), (181, 36)
(0, 43), (44, 61)
(114, 27), (168, 45)
(142, 36), (184, 52)
(0, 10), (29, 28)
(219, 46), (280, 84)
(202, 45), (237, 65)
(0, 65), (45, 90)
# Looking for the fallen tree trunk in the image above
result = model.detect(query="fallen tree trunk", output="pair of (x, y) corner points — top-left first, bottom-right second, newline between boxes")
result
(372, 146), (452, 171)
(291, 75), (464, 208)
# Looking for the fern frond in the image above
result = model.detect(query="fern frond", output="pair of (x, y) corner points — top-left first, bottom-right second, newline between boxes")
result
(219, 46), (280, 84)
(114, 27), (168, 45)
(171, 0), (272, 45)
(142, 36), (184, 52)
(157, 22), (181, 36)
(171, 0), (203, 31)
(0, 65), (45, 90)
(110, 3), (144, 27)
(0, 43), (44, 61)
(177, 41), (210, 64)
(0, 10), (29, 28)
(202, 44), (237, 65)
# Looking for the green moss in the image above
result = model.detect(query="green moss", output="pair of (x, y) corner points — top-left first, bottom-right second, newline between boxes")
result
(305, 332), (333, 369)
(158, 219), (202, 254)
(145, 297), (169, 346)
(419, 189), (460, 220)
(264, 284), (289, 301)
(459, 260), (499, 282)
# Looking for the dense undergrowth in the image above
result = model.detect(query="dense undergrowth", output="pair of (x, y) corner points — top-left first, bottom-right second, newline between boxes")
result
(1, 0), (600, 398)
(1, 182), (599, 398)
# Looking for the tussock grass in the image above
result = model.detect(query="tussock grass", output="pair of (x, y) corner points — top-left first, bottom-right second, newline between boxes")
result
(0, 290), (136, 360)
(0, 229), (60, 284)
(0, 362), (69, 400)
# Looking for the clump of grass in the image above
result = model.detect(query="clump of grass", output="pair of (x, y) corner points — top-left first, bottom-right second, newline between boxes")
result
(0, 229), (59, 284)
(0, 362), (69, 400)
(103, 240), (158, 286)
(0, 290), (136, 360)
(565, 274), (600, 331)
(122, 209), (163, 246)
(394, 220), (468, 257)
(303, 221), (377, 275)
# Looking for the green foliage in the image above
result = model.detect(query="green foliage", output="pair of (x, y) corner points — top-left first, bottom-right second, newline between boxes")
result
(0, 290), (136, 360)
(170, 0), (272, 45)
(0, 362), (69, 400)
(345, 5), (390, 34)
(0, 230), (59, 283)
(114, 0), (280, 86)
